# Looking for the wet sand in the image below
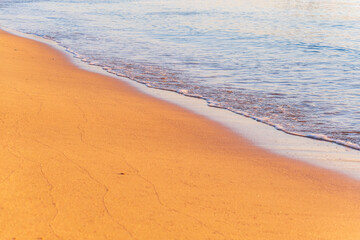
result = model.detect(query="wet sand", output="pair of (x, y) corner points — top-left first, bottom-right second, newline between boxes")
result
(1, 29), (360, 239)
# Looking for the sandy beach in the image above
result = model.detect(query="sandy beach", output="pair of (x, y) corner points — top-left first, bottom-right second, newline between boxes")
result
(1, 29), (360, 239)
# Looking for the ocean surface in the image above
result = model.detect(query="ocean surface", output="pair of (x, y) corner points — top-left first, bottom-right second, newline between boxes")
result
(0, 0), (359, 150)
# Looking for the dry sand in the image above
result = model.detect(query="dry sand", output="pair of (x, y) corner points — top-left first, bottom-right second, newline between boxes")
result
(1, 29), (360, 239)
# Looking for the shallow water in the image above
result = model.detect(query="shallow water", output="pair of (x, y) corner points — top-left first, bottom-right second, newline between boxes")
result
(0, 0), (359, 149)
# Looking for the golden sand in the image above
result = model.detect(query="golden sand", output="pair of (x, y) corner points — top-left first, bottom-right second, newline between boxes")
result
(1, 30), (360, 239)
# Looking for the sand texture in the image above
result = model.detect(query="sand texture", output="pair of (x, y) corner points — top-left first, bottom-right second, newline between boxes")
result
(1, 30), (360, 239)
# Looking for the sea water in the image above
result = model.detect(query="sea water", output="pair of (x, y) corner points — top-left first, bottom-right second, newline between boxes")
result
(0, 0), (359, 150)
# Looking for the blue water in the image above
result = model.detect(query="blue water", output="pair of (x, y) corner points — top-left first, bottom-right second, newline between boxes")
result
(0, 0), (359, 149)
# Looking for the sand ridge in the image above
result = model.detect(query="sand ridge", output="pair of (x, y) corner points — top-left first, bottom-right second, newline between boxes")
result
(1, 30), (360, 239)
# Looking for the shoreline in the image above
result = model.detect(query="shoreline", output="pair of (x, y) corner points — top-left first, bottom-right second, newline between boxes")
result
(3, 27), (359, 180)
(1, 29), (360, 239)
